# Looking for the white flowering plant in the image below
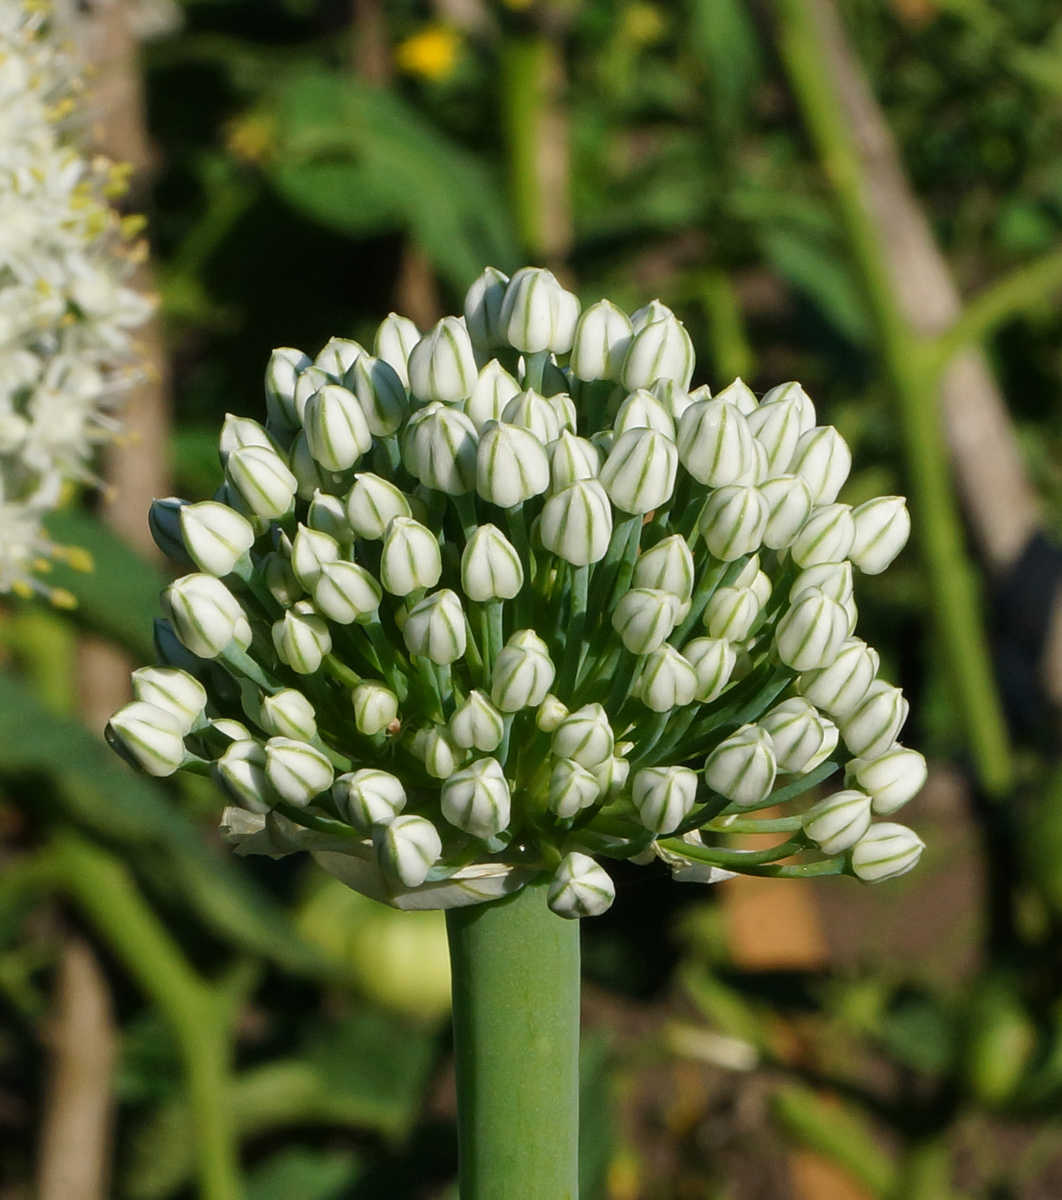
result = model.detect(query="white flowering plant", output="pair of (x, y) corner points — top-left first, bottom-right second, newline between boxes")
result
(107, 265), (925, 920)
(0, 4), (153, 599)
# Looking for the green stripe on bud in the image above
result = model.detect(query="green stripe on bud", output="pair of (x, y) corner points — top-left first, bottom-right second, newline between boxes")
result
(632, 765), (698, 834)
(802, 789), (872, 853)
(441, 757), (511, 838)
(547, 852), (616, 919)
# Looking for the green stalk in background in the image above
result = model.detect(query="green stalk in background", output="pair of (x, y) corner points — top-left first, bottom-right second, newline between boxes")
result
(772, 0), (1014, 796)
(447, 877), (581, 1200)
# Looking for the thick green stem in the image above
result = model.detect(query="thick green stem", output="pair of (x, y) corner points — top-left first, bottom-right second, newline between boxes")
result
(446, 878), (580, 1200)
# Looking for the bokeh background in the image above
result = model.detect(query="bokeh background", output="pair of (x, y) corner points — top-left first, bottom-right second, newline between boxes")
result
(6, 0), (1062, 1197)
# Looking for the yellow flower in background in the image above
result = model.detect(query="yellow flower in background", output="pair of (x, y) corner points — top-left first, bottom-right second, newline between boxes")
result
(623, 2), (666, 46)
(395, 25), (462, 82)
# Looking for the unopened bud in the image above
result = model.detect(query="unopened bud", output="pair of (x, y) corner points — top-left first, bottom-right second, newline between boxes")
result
(162, 574), (244, 659)
(422, 726), (461, 779)
(621, 313), (695, 390)
(633, 765), (698, 834)
(758, 697), (828, 773)
(214, 739), (274, 812)
(351, 682), (399, 736)
(570, 299), (632, 382)
(315, 337), (364, 380)
(651, 378), (695, 423)
(850, 822), (924, 882)
(265, 347), (311, 429)
(499, 266), (580, 354)
(775, 588), (850, 672)
(450, 690), (505, 751)
(346, 473), (411, 540)
(549, 758), (601, 818)
(335, 768), (406, 832)
(376, 815), (442, 888)
(131, 667), (206, 735)
(380, 517), (442, 595)
(699, 485), (769, 561)
(441, 757), (511, 838)
(540, 480), (614, 566)
(703, 585), (760, 641)
(714, 377), (758, 415)
(405, 402), (479, 494)
(272, 602), (332, 674)
(614, 389), (675, 439)
(461, 524), (524, 602)
(677, 399), (755, 486)
(262, 551), (302, 607)
(307, 490), (352, 544)
(747, 393), (803, 475)
(501, 388), (562, 444)
(149, 497), (193, 565)
(548, 431), (601, 492)
(548, 852), (615, 919)
(536, 694), (569, 732)
(681, 637), (736, 702)
(260, 689), (317, 741)
(594, 754), (631, 797)
(791, 503), (856, 568)
(850, 497), (910, 575)
(839, 680), (908, 759)
(798, 638), (879, 718)
(373, 312), (420, 387)
(226, 445), (298, 520)
(634, 535), (694, 604)
(476, 421), (549, 508)
(552, 702), (614, 768)
(790, 425), (851, 504)
(292, 366), (332, 424)
(638, 645), (698, 711)
(403, 590), (467, 664)
(313, 560), (382, 624)
(291, 525), (340, 589)
(219, 414), (274, 464)
(791, 561), (853, 607)
(106, 701), (186, 777)
(347, 353), (408, 437)
(408, 317), (478, 403)
(288, 430), (333, 502)
(760, 381), (816, 432)
(704, 725), (777, 807)
(464, 267), (510, 350)
(264, 737), (333, 806)
(601, 428), (678, 515)
(612, 588), (679, 655)
(759, 474), (813, 549)
(847, 745), (927, 815)
(466, 359), (522, 430)
(802, 789), (872, 854)
(491, 629), (556, 711)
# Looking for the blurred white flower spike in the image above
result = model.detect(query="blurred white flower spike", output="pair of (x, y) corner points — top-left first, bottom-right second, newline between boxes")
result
(108, 266), (923, 917)
(0, 4), (153, 600)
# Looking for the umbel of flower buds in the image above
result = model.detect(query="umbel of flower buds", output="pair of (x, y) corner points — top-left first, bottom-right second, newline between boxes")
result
(107, 265), (923, 922)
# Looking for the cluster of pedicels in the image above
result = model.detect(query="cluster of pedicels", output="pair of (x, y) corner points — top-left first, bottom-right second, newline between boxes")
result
(106, 266), (926, 919)
(0, 3), (153, 598)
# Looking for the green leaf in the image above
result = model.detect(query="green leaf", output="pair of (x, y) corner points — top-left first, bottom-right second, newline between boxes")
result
(248, 1148), (361, 1200)
(687, 0), (765, 135)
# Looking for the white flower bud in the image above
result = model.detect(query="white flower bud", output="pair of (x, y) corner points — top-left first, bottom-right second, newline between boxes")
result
(633, 535), (694, 603)
(466, 359), (522, 431)
(442, 757), (511, 837)
(272, 602), (332, 674)
(450, 690), (505, 751)
(839, 680), (909, 759)
(315, 337), (364, 379)
(264, 737), (333, 806)
(612, 588), (680, 655)
(499, 267), (580, 354)
(162, 574), (244, 659)
(213, 740), (275, 812)
(131, 667), (206, 735)
(217, 807), (269, 848)
(461, 524), (524, 602)
(600, 428), (678, 515)
(551, 703), (614, 768)
(704, 725), (777, 807)
(804, 718), (840, 772)
(260, 689), (317, 742)
(651, 378), (696, 423)
(500, 388), (561, 445)
(106, 701), (186, 777)
(700, 485), (769, 561)
(313, 560), (382, 624)
(346, 473), (412, 540)
(548, 431), (601, 492)
(307, 491), (352, 544)
(408, 317), (478, 403)
(464, 267), (510, 349)
(594, 754), (631, 797)
(376, 815), (442, 888)
(791, 561), (854, 607)
(288, 431), (333, 502)
(536, 695), (569, 731)
(630, 300), (674, 331)
(621, 313), (695, 390)
(848, 745), (927, 815)
(775, 588), (850, 672)
(759, 475), (813, 550)
(403, 590), (467, 664)
(681, 637), (736, 702)
(760, 381), (815, 431)
(491, 629), (556, 712)
(703, 585), (760, 641)
(849, 497), (910, 575)
(540, 480), (614, 566)
(212, 719), (253, 743)
(405, 403), (479, 495)
(351, 682), (399, 736)
(677, 399), (755, 486)
(226, 445), (298, 521)
(733, 437), (768, 487)
(347, 354), (408, 437)
(614, 389), (675, 439)
(219, 414), (274, 464)
(302, 384), (373, 472)
(335, 769), (407, 831)
(292, 366), (332, 423)
(570, 299), (632, 382)
(736, 559), (772, 608)
(149, 497), (193, 564)
(262, 551), (302, 607)
(550, 390), (578, 433)
(476, 421), (549, 508)
(291, 525), (340, 589)
(747, 393), (803, 476)
(798, 638), (879, 718)
(638, 645), (698, 711)
(373, 312), (420, 387)
(714, 377), (758, 415)
(549, 758), (602, 818)
(790, 426), (851, 504)
(422, 726), (461, 779)
(380, 517), (442, 595)
(548, 852), (615, 919)
(802, 789), (872, 854)
(791, 503), (856, 568)
(850, 822), (924, 882)
(265, 347), (311, 429)
(632, 765), (698, 834)
(758, 697), (828, 773)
